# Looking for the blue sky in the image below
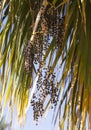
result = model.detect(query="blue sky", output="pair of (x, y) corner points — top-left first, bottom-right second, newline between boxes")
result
(21, 107), (58, 130)
(7, 106), (59, 130)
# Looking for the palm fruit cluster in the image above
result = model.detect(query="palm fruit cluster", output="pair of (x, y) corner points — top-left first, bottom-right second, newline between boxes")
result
(23, 0), (65, 123)
(31, 68), (59, 122)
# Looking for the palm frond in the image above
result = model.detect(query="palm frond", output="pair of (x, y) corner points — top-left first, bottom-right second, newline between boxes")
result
(1, 0), (91, 129)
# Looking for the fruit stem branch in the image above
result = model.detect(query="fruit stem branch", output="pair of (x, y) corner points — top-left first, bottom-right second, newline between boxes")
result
(30, 0), (48, 43)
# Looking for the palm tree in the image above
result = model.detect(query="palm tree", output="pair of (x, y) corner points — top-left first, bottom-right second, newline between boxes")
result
(0, 0), (91, 129)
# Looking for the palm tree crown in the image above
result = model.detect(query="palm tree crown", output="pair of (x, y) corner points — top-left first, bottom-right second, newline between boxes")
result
(0, 0), (91, 129)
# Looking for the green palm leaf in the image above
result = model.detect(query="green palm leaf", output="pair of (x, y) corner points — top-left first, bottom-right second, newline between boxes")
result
(1, 0), (91, 129)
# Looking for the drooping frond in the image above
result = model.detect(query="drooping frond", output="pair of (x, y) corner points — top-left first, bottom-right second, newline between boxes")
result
(0, 0), (91, 129)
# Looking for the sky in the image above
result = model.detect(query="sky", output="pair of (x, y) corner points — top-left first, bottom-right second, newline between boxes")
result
(4, 105), (59, 130)
(21, 107), (58, 130)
